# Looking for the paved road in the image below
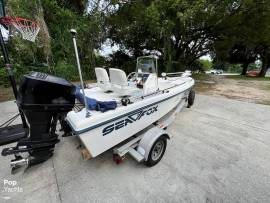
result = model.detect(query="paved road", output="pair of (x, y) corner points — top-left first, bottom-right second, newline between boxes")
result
(1, 95), (270, 203)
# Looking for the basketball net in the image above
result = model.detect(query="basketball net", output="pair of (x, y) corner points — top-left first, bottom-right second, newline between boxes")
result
(0, 17), (40, 42)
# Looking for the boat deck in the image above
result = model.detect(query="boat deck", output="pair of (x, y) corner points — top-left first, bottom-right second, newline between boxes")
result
(82, 77), (191, 104)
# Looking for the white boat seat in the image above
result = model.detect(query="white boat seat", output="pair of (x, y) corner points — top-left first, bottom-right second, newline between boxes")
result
(95, 67), (111, 92)
(109, 68), (140, 96)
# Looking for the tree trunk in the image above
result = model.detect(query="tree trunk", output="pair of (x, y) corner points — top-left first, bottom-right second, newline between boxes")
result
(258, 57), (269, 77)
(37, 0), (52, 66)
(241, 61), (249, 75)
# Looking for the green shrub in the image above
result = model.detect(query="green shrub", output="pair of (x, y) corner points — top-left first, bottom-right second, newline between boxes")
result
(0, 67), (9, 86)
(54, 61), (79, 81)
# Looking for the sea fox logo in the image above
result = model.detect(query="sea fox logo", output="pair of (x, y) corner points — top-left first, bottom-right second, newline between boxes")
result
(102, 105), (158, 136)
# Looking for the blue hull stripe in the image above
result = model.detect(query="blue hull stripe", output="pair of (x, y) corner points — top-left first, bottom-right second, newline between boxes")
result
(71, 88), (189, 135)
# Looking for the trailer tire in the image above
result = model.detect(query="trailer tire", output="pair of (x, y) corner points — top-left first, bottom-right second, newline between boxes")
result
(187, 89), (195, 108)
(145, 136), (167, 167)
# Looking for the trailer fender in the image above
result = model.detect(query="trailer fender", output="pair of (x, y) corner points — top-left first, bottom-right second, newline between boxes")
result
(137, 127), (170, 161)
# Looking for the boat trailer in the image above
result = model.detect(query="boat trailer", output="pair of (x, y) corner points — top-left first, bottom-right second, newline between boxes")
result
(81, 97), (189, 166)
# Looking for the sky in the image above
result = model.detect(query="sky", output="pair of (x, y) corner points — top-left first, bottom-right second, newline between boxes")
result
(98, 39), (120, 57)
(200, 54), (212, 61)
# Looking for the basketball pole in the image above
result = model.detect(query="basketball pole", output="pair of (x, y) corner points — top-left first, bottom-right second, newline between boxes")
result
(0, 8), (27, 128)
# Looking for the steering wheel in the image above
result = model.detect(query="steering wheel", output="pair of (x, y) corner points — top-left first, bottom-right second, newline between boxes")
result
(127, 72), (137, 82)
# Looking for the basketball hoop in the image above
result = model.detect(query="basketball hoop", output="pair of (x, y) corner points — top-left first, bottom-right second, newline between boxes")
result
(0, 16), (40, 42)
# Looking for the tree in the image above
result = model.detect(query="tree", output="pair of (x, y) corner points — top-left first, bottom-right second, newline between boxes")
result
(56, 0), (88, 15)
(259, 47), (270, 77)
(106, 0), (245, 71)
(212, 0), (270, 76)
(200, 59), (212, 71)
(107, 50), (136, 74)
(1, 0), (106, 84)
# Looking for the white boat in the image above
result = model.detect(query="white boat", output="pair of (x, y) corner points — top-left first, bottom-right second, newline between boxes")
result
(66, 56), (195, 158)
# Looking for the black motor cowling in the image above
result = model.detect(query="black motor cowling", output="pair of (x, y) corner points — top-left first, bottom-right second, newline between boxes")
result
(2, 72), (75, 169)
(18, 72), (75, 111)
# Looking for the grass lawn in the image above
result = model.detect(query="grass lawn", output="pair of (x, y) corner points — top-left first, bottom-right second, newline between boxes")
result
(192, 73), (212, 81)
(225, 75), (270, 81)
(263, 84), (270, 91)
(193, 73), (270, 81)
(192, 74), (216, 93)
(193, 73), (270, 105)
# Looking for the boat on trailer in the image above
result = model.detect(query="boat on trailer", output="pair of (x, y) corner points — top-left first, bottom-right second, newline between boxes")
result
(67, 56), (195, 161)
(0, 30), (195, 171)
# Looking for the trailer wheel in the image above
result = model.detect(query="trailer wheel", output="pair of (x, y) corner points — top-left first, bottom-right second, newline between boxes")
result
(145, 136), (167, 167)
(187, 89), (195, 108)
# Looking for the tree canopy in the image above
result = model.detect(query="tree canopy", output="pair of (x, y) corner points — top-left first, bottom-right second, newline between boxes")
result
(0, 0), (269, 87)
(105, 0), (270, 76)
(211, 0), (270, 76)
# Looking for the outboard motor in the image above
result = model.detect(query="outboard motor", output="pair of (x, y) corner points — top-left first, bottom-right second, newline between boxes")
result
(1, 72), (75, 171)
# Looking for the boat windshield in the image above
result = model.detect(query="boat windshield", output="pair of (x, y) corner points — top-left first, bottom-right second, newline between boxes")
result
(136, 56), (157, 74)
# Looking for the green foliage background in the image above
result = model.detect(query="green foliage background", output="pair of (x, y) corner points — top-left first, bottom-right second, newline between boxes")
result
(0, 0), (105, 86)
(0, 0), (270, 87)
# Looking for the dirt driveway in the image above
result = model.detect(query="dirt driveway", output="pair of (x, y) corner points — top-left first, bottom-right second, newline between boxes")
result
(194, 75), (270, 105)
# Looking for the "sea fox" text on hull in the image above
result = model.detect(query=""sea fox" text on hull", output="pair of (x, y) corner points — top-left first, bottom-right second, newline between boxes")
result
(102, 105), (158, 136)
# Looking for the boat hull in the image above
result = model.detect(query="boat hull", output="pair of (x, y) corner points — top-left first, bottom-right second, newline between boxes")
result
(67, 79), (193, 157)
